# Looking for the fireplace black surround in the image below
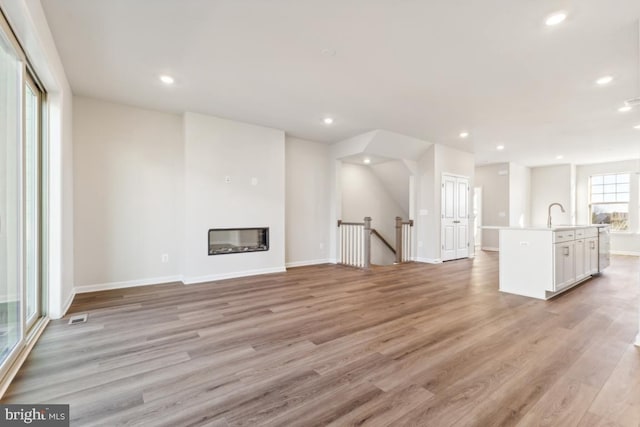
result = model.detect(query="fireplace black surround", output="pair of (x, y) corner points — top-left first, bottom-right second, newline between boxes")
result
(208, 227), (269, 255)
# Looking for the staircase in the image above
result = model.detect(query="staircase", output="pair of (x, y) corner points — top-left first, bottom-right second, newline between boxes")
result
(337, 217), (413, 269)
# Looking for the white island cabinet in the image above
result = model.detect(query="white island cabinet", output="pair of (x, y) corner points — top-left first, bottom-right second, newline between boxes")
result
(499, 226), (603, 300)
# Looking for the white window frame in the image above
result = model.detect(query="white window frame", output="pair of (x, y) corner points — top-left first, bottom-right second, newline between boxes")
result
(588, 172), (631, 232)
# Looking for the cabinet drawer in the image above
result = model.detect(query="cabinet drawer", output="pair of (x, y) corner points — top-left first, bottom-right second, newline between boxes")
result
(584, 227), (598, 238)
(553, 231), (575, 243)
(575, 229), (586, 238)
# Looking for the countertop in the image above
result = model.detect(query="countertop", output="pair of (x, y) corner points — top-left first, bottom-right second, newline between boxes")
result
(483, 225), (608, 232)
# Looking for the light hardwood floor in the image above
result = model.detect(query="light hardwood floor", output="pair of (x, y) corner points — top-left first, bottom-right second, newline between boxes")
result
(3, 252), (640, 426)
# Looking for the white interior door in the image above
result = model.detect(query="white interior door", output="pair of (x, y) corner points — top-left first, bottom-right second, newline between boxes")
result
(441, 175), (470, 261)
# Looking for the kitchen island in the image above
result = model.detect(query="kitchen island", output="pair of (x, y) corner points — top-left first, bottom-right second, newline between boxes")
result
(499, 225), (609, 300)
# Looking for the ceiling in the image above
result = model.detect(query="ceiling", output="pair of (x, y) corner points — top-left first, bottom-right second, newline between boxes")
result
(40, 0), (640, 167)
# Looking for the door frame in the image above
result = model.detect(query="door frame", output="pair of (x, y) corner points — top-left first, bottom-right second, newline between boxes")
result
(473, 186), (482, 248)
(441, 173), (471, 261)
(22, 70), (43, 332)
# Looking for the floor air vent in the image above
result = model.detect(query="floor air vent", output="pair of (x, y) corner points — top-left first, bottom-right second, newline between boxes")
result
(68, 314), (88, 325)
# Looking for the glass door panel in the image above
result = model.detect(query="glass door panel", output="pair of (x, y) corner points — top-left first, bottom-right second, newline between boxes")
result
(24, 77), (40, 329)
(0, 26), (22, 366)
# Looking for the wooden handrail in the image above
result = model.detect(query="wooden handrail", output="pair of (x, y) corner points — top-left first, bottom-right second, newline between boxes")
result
(337, 220), (365, 227)
(371, 229), (396, 255)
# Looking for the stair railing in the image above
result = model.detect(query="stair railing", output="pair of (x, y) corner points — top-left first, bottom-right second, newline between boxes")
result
(337, 217), (371, 269)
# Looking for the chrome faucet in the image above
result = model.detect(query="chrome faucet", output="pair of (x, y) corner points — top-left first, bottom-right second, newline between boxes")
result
(547, 203), (566, 228)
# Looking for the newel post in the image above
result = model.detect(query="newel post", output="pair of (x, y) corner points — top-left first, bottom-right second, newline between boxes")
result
(363, 217), (372, 269)
(395, 216), (402, 264)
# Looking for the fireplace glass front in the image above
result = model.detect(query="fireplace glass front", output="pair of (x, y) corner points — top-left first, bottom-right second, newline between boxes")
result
(208, 227), (269, 255)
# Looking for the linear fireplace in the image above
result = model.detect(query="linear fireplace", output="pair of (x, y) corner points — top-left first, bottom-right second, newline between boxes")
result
(208, 227), (269, 255)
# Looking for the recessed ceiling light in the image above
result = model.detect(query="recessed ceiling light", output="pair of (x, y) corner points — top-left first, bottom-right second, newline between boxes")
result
(496, 145), (505, 151)
(545, 12), (567, 26)
(363, 158), (371, 164)
(596, 76), (613, 86)
(618, 105), (632, 113)
(323, 117), (334, 125)
(459, 131), (469, 138)
(159, 75), (174, 85)
(634, 124), (640, 130)
(556, 155), (564, 160)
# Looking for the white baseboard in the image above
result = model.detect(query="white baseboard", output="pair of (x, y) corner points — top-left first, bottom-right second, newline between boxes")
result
(75, 267), (292, 294)
(48, 288), (76, 320)
(481, 247), (500, 252)
(610, 250), (640, 257)
(74, 275), (184, 294)
(415, 257), (443, 264)
(60, 289), (76, 318)
(183, 267), (286, 285)
(286, 259), (331, 268)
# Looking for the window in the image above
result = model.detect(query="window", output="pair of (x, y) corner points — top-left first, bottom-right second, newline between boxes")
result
(589, 173), (630, 231)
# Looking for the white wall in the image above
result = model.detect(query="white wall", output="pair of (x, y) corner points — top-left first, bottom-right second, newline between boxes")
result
(577, 160), (640, 254)
(475, 163), (510, 250)
(415, 146), (436, 262)
(341, 162), (408, 264)
(1, 0), (75, 318)
(183, 112), (285, 282)
(285, 137), (330, 266)
(73, 97), (184, 288)
(73, 105), (328, 286)
(530, 164), (575, 227)
(509, 162), (531, 228)
(369, 160), (411, 213)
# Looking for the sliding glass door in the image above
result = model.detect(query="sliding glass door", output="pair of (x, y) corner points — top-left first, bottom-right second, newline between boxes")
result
(0, 10), (45, 378)
(0, 18), (22, 368)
